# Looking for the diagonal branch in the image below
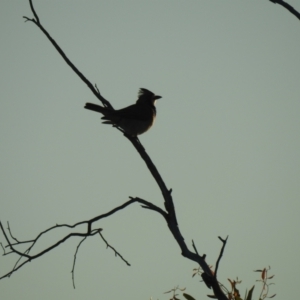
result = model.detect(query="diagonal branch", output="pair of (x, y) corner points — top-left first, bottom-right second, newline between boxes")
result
(125, 136), (177, 222)
(269, 0), (300, 21)
(99, 231), (131, 266)
(125, 138), (228, 300)
(23, 0), (113, 109)
(1, 1), (230, 299)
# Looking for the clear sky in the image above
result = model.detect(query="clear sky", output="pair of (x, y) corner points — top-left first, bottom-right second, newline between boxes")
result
(1, 1), (300, 299)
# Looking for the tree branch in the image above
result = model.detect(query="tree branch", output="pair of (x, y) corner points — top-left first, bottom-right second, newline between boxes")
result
(269, 0), (300, 21)
(99, 231), (131, 266)
(23, 0), (113, 109)
(0, 1), (230, 299)
(0, 198), (164, 281)
(125, 137), (228, 299)
(72, 236), (87, 289)
(214, 236), (228, 278)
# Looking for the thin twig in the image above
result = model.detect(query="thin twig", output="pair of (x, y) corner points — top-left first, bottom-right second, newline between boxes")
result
(214, 236), (228, 278)
(71, 236), (88, 289)
(192, 240), (199, 256)
(88, 197), (166, 224)
(99, 231), (131, 266)
(23, 0), (113, 109)
(6, 222), (19, 243)
(0, 242), (5, 254)
(0, 198), (163, 280)
(28, 0), (39, 23)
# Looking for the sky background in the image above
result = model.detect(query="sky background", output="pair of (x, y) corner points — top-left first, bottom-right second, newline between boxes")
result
(1, 1), (300, 299)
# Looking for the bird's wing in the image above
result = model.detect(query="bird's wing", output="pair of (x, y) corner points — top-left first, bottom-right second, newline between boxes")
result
(103, 104), (153, 121)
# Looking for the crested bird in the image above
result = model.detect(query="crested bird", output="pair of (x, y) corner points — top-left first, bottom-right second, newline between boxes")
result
(84, 88), (161, 137)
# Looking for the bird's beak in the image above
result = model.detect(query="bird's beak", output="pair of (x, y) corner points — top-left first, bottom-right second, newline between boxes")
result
(154, 95), (162, 100)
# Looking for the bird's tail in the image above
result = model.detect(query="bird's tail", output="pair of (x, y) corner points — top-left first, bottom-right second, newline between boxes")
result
(84, 103), (110, 115)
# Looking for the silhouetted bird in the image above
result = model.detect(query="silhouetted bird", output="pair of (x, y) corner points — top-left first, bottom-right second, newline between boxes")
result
(84, 88), (161, 137)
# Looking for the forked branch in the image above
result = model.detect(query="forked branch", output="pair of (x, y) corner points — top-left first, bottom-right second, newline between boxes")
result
(0, 1), (231, 299)
(0, 197), (162, 283)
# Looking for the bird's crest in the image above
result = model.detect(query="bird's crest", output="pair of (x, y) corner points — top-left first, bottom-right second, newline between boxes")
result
(138, 88), (155, 98)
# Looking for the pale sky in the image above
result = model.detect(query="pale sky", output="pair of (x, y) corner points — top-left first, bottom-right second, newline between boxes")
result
(1, 1), (300, 299)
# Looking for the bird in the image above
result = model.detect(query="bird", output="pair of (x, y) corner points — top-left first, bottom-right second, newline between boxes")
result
(84, 88), (162, 137)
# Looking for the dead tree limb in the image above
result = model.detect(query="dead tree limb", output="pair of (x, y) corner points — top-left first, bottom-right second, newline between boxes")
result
(269, 0), (300, 21)
(0, 198), (159, 281)
(0, 1), (229, 299)
(23, 2), (112, 109)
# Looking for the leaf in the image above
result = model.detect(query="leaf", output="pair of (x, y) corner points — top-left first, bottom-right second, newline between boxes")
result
(268, 275), (275, 279)
(269, 294), (276, 298)
(254, 269), (263, 272)
(207, 295), (217, 299)
(233, 285), (240, 295)
(245, 285), (255, 300)
(261, 268), (266, 280)
(183, 293), (196, 300)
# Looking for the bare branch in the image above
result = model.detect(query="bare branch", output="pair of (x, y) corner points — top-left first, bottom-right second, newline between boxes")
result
(87, 197), (167, 224)
(6, 222), (20, 243)
(0, 242), (5, 254)
(214, 236), (228, 278)
(125, 136), (177, 222)
(0, 198), (163, 281)
(99, 231), (131, 266)
(125, 137), (228, 299)
(269, 0), (300, 21)
(28, 0), (39, 23)
(23, 0), (113, 109)
(71, 229), (130, 289)
(192, 240), (206, 260)
(2, 2), (231, 299)
(72, 236), (88, 289)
